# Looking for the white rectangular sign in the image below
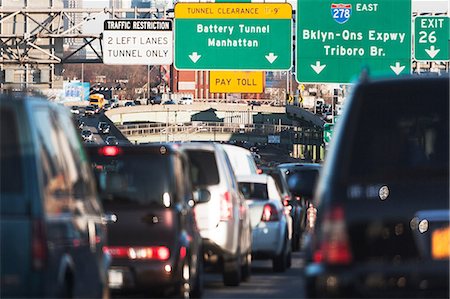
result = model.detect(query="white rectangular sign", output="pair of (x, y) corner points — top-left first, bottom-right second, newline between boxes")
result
(103, 19), (173, 65)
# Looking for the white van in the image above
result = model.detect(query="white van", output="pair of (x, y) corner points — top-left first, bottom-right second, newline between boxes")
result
(222, 144), (260, 176)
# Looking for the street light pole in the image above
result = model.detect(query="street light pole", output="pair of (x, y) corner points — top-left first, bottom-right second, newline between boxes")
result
(147, 65), (150, 100)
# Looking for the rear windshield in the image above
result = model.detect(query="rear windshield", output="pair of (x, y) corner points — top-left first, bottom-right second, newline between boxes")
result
(88, 150), (173, 206)
(0, 106), (24, 194)
(186, 150), (220, 186)
(239, 182), (268, 200)
(347, 81), (449, 181)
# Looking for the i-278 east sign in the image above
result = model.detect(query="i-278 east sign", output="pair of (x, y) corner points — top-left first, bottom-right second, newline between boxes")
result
(174, 3), (292, 70)
(296, 0), (411, 83)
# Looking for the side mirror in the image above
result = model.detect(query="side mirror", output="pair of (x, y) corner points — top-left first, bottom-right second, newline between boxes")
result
(193, 188), (211, 204)
(287, 170), (319, 199)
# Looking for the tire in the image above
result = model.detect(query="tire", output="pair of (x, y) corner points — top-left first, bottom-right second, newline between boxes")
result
(240, 251), (251, 282)
(273, 234), (288, 272)
(292, 233), (300, 252)
(58, 273), (73, 299)
(191, 255), (204, 298)
(286, 247), (292, 269)
(223, 254), (241, 286)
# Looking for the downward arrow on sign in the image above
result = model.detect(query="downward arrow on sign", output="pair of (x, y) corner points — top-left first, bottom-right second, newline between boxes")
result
(390, 62), (405, 75)
(311, 61), (326, 74)
(425, 46), (440, 59)
(189, 52), (201, 63)
(265, 53), (278, 64)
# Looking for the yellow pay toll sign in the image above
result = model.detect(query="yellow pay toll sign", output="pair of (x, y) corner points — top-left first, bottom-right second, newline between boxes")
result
(209, 71), (264, 93)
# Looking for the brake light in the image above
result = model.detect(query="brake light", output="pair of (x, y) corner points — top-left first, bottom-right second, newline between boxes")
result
(261, 204), (279, 222)
(180, 246), (187, 259)
(220, 191), (233, 221)
(103, 246), (170, 260)
(99, 146), (121, 156)
(32, 219), (47, 270)
(313, 206), (352, 265)
(256, 169), (263, 174)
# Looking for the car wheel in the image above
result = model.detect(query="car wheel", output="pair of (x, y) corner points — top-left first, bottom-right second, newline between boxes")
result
(292, 232), (301, 252)
(286, 246), (292, 269)
(223, 252), (241, 286)
(191, 255), (204, 298)
(273, 234), (288, 272)
(241, 251), (251, 282)
(57, 273), (73, 298)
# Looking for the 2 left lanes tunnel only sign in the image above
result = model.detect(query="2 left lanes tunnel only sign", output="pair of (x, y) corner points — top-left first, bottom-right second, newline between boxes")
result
(103, 19), (173, 65)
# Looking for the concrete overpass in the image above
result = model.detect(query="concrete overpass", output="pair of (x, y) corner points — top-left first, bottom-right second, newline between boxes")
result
(100, 102), (326, 160)
(104, 102), (325, 128)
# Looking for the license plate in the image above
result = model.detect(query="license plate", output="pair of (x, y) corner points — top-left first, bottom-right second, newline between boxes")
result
(108, 269), (123, 288)
(432, 226), (450, 260)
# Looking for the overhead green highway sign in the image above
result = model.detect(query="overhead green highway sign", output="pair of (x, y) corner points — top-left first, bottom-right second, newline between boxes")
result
(174, 3), (292, 70)
(414, 16), (449, 61)
(296, 0), (411, 83)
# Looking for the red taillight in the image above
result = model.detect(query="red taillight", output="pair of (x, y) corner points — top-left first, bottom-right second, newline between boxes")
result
(99, 146), (121, 156)
(313, 206), (352, 265)
(220, 191), (233, 221)
(103, 246), (170, 260)
(180, 246), (187, 259)
(32, 219), (47, 270)
(256, 169), (263, 174)
(261, 204), (279, 222)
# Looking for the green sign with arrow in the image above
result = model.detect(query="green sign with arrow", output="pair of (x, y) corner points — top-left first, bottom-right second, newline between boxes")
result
(174, 3), (292, 70)
(414, 16), (449, 61)
(296, 0), (411, 83)
(323, 123), (334, 144)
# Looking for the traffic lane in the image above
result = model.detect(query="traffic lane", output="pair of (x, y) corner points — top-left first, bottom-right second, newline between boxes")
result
(204, 251), (306, 299)
(98, 112), (131, 144)
(79, 112), (130, 145)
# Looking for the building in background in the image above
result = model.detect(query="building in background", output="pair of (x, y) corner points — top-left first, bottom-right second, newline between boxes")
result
(126, 0), (152, 18)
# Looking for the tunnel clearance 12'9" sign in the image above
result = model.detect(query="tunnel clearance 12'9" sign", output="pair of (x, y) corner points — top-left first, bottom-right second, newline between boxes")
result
(102, 19), (173, 65)
(174, 3), (292, 70)
(296, 0), (411, 83)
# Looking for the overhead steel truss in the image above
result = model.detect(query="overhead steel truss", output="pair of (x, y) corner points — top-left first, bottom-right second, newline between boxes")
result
(0, 8), (165, 65)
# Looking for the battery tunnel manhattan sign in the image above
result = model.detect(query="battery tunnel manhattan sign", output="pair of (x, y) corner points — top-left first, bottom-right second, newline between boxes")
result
(296, 0), (411, 83)
(103, 19), (173, 65)
(174, 3), (292, 70)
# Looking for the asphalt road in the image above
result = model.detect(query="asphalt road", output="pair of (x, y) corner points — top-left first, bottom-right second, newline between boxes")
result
(203, 251), (306, 299)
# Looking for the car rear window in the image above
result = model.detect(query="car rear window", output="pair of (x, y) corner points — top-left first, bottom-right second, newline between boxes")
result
(186, 150), (220, 186)
(0, 106), (24, 194)
(88, 150), (174, 206)
(239, 182), (268, 200)
(347, 81), (449, 181)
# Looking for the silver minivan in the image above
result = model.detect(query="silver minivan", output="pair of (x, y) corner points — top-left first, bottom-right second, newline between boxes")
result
(182, 142), (252, 286)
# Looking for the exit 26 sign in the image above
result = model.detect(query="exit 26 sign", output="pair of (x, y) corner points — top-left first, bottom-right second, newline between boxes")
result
(414, 16), (449, 61)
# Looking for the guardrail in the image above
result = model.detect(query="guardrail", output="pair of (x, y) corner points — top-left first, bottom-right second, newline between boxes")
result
(117, 121), (323, 145)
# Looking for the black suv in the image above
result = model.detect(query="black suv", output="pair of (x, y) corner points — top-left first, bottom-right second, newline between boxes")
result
(86, 144), (205, 297)
(0, 93), (108, 298)
(299, 74), (449, 298)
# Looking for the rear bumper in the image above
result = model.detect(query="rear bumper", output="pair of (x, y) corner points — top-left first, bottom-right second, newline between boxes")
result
(108, 260), (180, 293)
(305, 261), (450, 298)
(252, 222), (284, 258)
